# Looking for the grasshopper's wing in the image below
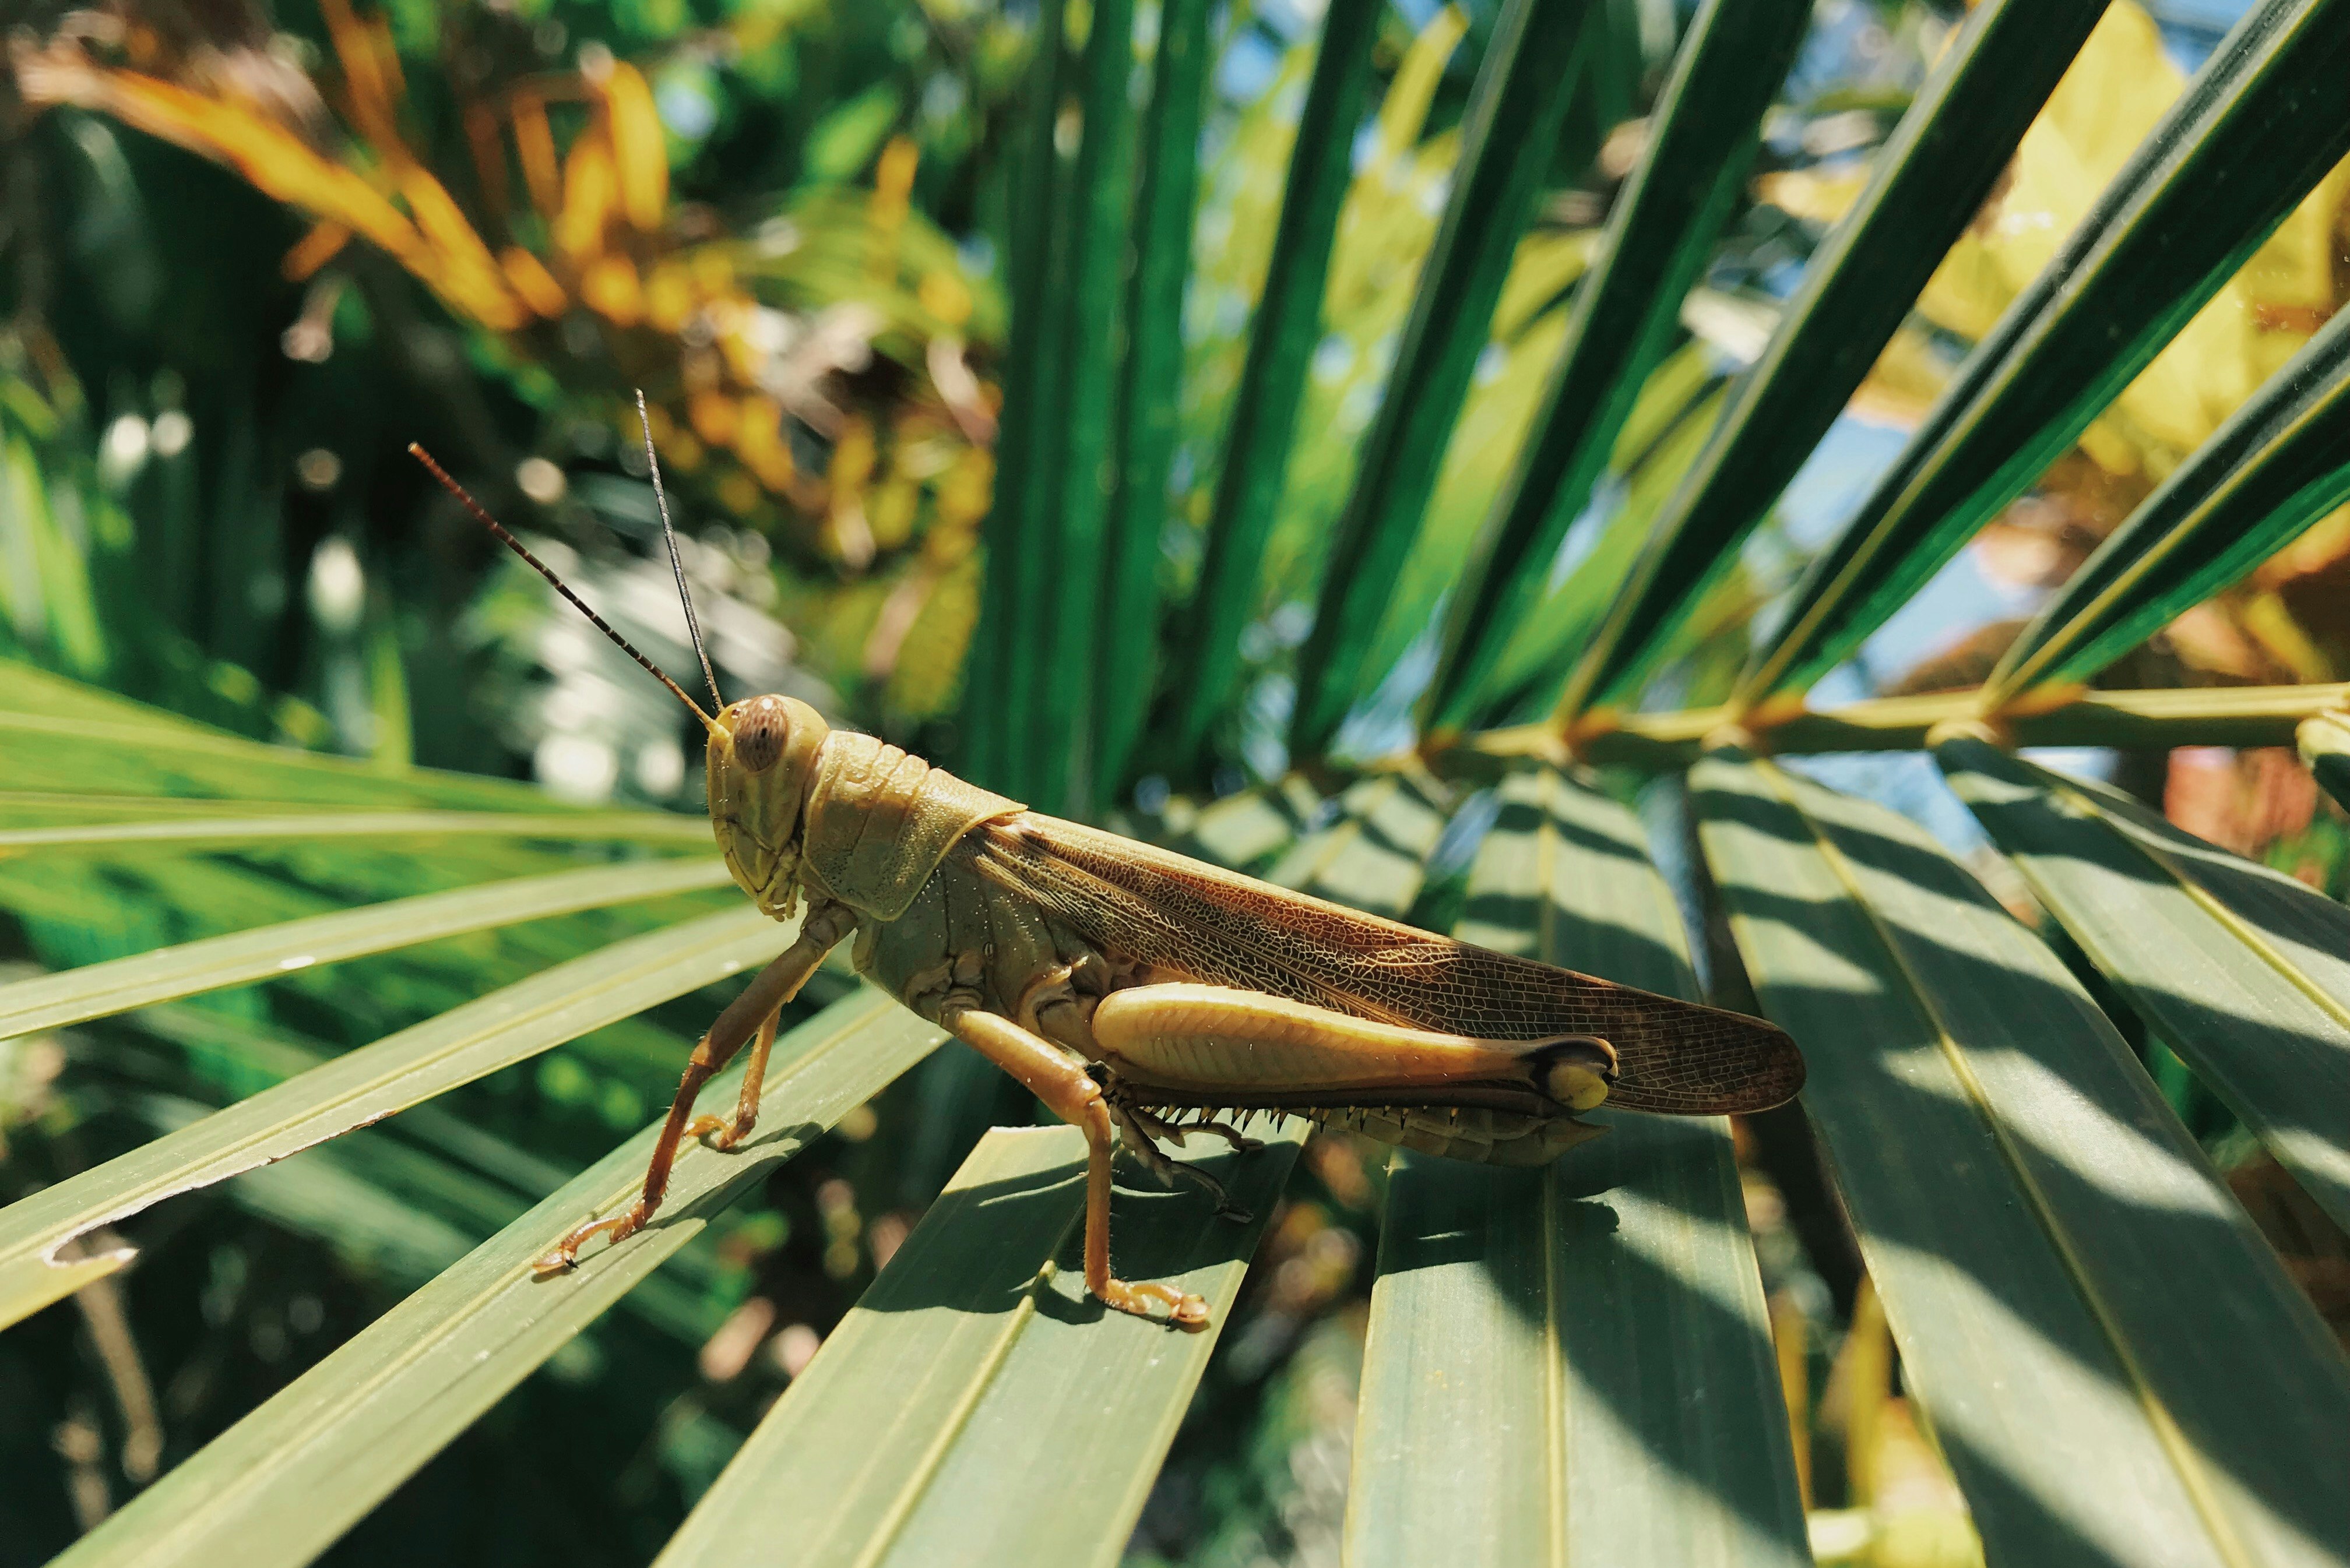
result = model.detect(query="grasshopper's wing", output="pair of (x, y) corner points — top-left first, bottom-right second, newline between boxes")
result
(971, 815), (1803, 1116)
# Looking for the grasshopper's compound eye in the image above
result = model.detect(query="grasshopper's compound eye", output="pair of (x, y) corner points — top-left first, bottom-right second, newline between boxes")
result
(732, 696), (791, 773)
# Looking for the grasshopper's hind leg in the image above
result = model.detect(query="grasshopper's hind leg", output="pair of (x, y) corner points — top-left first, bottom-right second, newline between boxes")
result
(539, 903), (855, 1271)
(947, 1006), (1209, 1329)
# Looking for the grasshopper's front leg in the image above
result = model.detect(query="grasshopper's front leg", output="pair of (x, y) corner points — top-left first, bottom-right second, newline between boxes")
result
(946, 1005), (1211, 1329)
(539, 901), (857, 1271)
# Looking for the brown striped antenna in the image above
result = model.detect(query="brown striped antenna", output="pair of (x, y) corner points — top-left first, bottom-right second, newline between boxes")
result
(407, 443), (716, 730)
(636, 389), (724, 716)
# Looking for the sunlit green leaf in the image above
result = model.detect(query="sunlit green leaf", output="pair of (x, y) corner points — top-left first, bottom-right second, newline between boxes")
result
(1555, 0), (2109, 720)
(1096, 0), (1215, 792)
(1695, 753), (2350, 1566)
(1348, 765), (1807, 1566)
(1030, 0), (1139, 816)
(1477, 348), (1726, 724)
(1290, 0), (1595, 757)
(959, 0), (1068, 796)
(1742, 0), (2350, 703)
(1266, 767), (1449, 915)
(1987, 299), (2350, 702)
(1158, 774), (1324, 874)
(1941, 737), (2350, 1230)
(0, 907), (776, 1331)
(0, 663), (593, 812)
(51, 989), (942, 1568)
(1167, 0), (1382, 769)
(655, 1121), (1304, 1568)
(0, 855), (731, 1042)
(0, 809), (708, 854)
(1424, 0), (1811, 736)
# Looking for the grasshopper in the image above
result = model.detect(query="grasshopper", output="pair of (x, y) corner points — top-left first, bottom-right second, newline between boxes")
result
(410, 435), (1801, 1329)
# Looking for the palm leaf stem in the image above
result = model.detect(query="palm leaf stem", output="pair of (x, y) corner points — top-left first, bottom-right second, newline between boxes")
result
(1451, 682), (2349, 773)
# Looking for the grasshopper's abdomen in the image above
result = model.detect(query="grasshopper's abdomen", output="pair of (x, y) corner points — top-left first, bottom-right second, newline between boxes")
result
(1324, 1105), (1609, 1165)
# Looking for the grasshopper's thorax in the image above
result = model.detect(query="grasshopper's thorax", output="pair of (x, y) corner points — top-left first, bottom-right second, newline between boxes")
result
(706, 693), (830, 919)
(705, 696), (1026, 926)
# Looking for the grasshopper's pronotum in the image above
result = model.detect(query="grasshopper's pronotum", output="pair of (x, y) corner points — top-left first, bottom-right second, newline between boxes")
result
(411, 432), (1802, 1329)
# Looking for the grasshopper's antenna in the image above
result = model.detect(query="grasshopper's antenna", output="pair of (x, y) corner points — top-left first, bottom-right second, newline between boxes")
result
(408, 443), (716, 729)
(637, 390), (724, 716)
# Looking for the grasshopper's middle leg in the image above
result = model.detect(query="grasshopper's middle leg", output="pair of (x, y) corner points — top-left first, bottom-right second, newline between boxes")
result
(946, 1006), (1210, 1329)
(685, 1009), (778, 1150)
(539, 902), (856, 1270)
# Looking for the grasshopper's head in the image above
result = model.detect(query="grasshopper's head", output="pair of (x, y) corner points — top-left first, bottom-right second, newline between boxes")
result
(405, 429), (832, 922)
(707, 693), (830, 918)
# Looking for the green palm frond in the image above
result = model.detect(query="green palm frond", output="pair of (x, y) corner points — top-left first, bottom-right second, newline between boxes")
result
(1736, 0), (2350, 709)
(655, 1122), (1304, 1568)
(1556, 0), (2113, 726)
(50, 993), (941, 1568)
(12, 0), (2350, 1563)
(1424, 0), (1814, 738)
(0, 907), (776, 1331)
(1349, 767), (1807, 1565)
(1943, 739), (2350, 1228)
(1166, 0), (1382, 777)
(1287, 0), (1593, 759)
(1984, 305), (2350, 705)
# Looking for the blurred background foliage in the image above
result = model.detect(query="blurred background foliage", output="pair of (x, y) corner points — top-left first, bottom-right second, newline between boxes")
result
(4, 0), (2349, 1564)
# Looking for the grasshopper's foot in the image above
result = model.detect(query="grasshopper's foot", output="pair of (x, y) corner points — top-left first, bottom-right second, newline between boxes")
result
(1102, 1277), (1211, 1330)
(685, 1111), (755, 1151)
(534, 1203), (650, 1274)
